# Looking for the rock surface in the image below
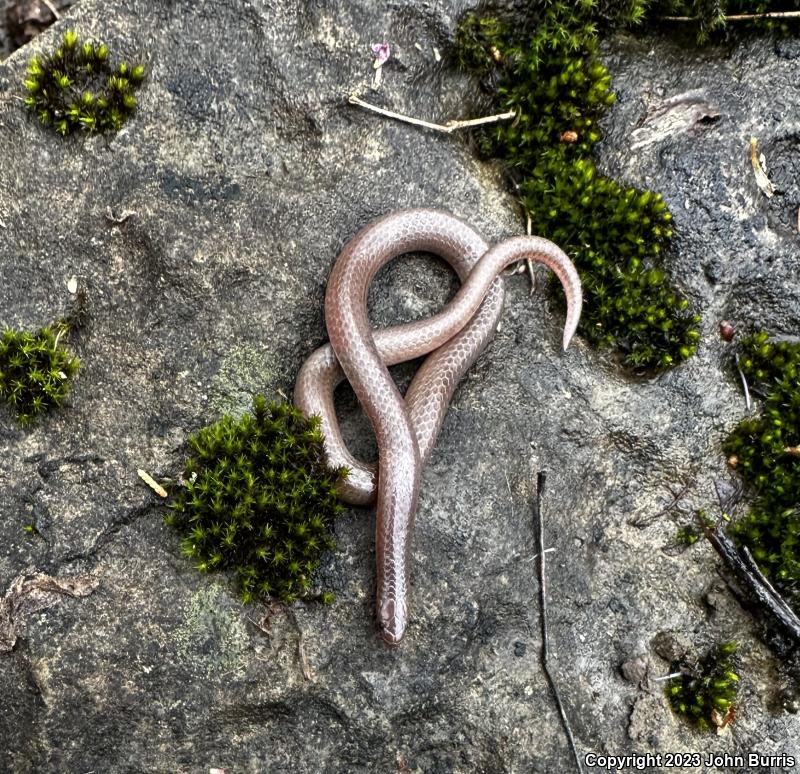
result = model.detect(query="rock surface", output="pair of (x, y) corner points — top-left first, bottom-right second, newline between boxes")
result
(1, 1), (799, 772)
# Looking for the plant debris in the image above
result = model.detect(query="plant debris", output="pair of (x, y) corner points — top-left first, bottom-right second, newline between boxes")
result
(533, 471), (585, 774)
(630, 90), (720, 150)
(0, 572), (99, 652)
(348, 94), (515, 134)
(6, 0), (69, 51)
(750, 136), (776, 198)
(137, 468), (168, 498)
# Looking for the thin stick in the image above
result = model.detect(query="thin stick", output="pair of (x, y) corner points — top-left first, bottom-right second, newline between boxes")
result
(734, 353), (752, 411)
(699, 517), (800, 642)
(662, 11), (800, 21)
(42, 0), (61, 19)
(535, 471), (585, 774)
(741, 547), (800, 631)
(653, 671), (685, 682)
(348, 94), (515, 135)
(629, 481), (690, 529)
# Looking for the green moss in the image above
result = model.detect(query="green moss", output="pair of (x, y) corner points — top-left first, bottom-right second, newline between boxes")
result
(454, 2), (701, 370)
(168, 395), (348, 605)
(24, 30), (144, 135)
(666, 641), (740, 730)
(0, 322), (80, 425)
(676, 525), (700, 545)
(724, 331), (800, 598)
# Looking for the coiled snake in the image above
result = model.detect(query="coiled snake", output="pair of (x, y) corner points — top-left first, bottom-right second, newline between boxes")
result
(294, 209), (582, 644)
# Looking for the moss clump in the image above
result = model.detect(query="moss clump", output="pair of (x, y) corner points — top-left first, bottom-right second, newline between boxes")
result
(454, 2), (701, 369)
(666, 641), (740, 730)
(724, 331), (800, 598)
(0, 322), (80, 425)
(167, 395), (347, 605)
(676, 524), (700, 545)
(24, 30), (144, 135)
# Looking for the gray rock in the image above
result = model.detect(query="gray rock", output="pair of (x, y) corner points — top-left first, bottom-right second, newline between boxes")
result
(651, 631), (694, 666)
(1, 2), (799, 772)
(619, 655), (649, 687)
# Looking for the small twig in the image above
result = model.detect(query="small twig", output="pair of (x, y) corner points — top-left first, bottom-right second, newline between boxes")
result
(41, 0), (61, 19)
(734, 353), (752, 411)
(662, 10), (800, 21)
(505, 472), (514, 520)
(534, 471), (585, 774)
(740, 547), (800, 630)
(348, 94), (515, 135)
(699, 516), (800, 643)
(653, 671), (685, 683)
(630, 481), (691, 528)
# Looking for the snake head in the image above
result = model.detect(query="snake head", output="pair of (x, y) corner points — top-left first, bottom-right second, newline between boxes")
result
(378, 597), (408, 645)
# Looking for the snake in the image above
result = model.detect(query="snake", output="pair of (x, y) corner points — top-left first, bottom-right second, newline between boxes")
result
(294, 209), (582, 644)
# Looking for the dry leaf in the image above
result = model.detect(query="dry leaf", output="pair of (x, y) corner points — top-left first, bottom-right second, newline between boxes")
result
(1, 572), (99, 652)
(750, 136), (776, 198)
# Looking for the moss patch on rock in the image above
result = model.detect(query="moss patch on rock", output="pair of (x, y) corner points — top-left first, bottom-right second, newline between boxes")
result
(454, 1), (701, 370)
(168, 395), (347, 605)
(0, 322), (79, 425)
(24, 30), (144, 135)
(725, 331), (800, 600)
(666, 641), (740, 730)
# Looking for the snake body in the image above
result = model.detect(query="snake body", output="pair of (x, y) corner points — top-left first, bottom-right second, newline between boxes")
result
(294, 209), (582, 644)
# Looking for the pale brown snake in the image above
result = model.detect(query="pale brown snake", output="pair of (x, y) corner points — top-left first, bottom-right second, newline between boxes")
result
(294, 209), (582, 644)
